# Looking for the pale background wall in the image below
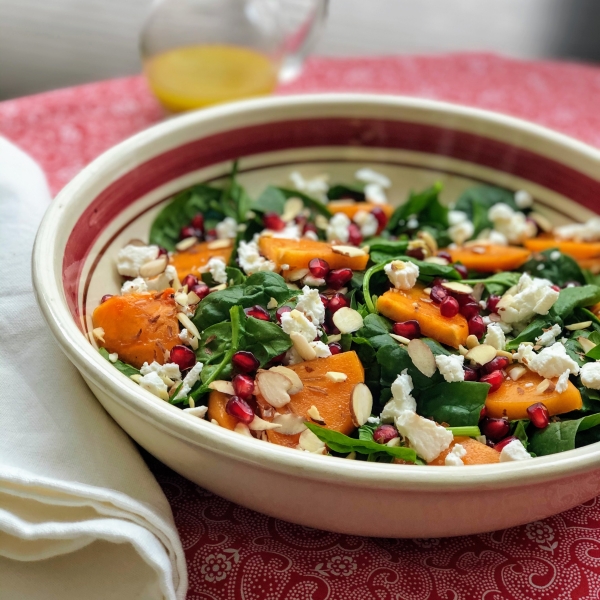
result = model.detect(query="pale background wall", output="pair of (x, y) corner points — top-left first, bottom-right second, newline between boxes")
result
(1, 0), (599, 100)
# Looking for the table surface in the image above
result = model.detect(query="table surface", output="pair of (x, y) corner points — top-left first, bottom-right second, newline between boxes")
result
(3, 53), (600, 599)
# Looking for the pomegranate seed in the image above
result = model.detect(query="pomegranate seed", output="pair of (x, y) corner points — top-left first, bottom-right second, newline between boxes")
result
(309, 258), (330, 279)
(468, 315), (486, 338)
(486, 295), (501, 313)
(323, 318), (341, 335)
(100, 294), (113, 304)
(373, 424), (399, 444)
(406, 247), (425, 260)
(294, 214), (308, 228)
(205, 228), (217, 241)
(432, 277), (447, 287)
(480, 370), (505, 393)
(275, 305), (292, 323)
(550, 284), (561, 292)
(440, 296), (460, 318)
(232, 374), (255, 400)
(392, 320), (421, 339)
(464, 366), (479, 381)
(480, 406), (488, 419)
(437, 250), (452, 262)
(244, 305), (270, 321)
(263, 212), (285, 231)
(232, 351), (259, 373)
(460, 302), (480, 320)
(326, 268), (353, 290)
(430, 285), (448, 304)
(453, 263), (468, 279)
(190, 283), (210, 301)
(327, 293), (349, 314)
(319, 294), (329, 308)
(180, 225), (198, 240)
(494, 436), (518, 452)
(270, 352), (286, 365)
(169, 345), (196, 371)
(527, 402), (550, 428)
(328, 342), (342, 355)
(347, 223), (363, 246)
(479, 417), (510, 442)
(191, 213), (204, 231)
(225, 395), (255, 424)
(303, 222), (318, 236)
(182, 274), (198, 289)
(157, 246), (168, 257)
(370, 207), (388, 232)
(481, 356), (510, 374)
(564, 280), (581, 288)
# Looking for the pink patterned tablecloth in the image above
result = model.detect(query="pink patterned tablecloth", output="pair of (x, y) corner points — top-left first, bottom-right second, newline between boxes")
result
(3, 53), (600, 599)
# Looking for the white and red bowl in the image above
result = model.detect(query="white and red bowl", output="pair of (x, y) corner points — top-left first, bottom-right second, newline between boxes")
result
(33, 94), (600, 537)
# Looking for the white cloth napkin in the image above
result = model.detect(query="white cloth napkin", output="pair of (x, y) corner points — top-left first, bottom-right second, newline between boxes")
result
(0, 137), (187, 600)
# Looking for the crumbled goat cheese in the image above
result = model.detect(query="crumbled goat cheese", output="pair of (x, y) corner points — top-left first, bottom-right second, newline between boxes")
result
(406, 217), (419, 230)
(488, 203), (536, 244)
(284, 346), (304, 365)
(179, 328), (196, 346)
(353, 210), (379, 237)
(497, 273), (559, 324)
(364, 183), (387, 205)
(289, 171), (329, 203)
(499, 439), (532, 462)
(550, 250), (562, 261)
(121, 277), (148, 294)
(268, 223), (302, 240)
(435, 354), (465, 383)
(215, 217), (238, 239)
(280, 309), (318, 342)
(295, 285), (326, 325)
(381, 370), (416, 421)
(535, 323), (562, 347)
(174, 361), (204, 400)
(580, 362), (600, 389)
(310, 341), (332, 358)
(304, 230), (319, 241)
(445, 443), (467, 466)
(206, 257), (228, 284)
(326, 213), (351, 243)
(303, 274), (326, 287)
(528, 342), (580, 379)
(478, 229), (508, 246)
(384, 260), (419, 290)
(515, 343), (536, 366)
(448, 220), (475, 245)
(554, 218), (600, 242)
(485, 323), (506, 350)
(448, 210), (468, 226)
(140, 361), (182, 382)
(556, 371), (570, 394)
(145, 269), (175, 292)
(355, 168), (391, 188)
(116, 244), (159, 277)
(139, 371), (169, 400)
(514, 190), (534, 209)
(394, 412), (453, 463)
(367, 416), (381, 424)
(108, 353), (119, 363)
(237, 240), (276, 275)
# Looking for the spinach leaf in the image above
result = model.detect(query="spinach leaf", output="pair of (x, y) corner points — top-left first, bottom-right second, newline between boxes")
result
(201, 266), (246, 287)
(358, 421), (378, 441)
(510, 420), (530, 449)
(220, 160), (252, 221)
(356, 314), (395, 350)
(243, 316), (292, 367)
(521, 249), (586, 287)
(552, 285), (600, 320)
(505, 317), (557, 351)
(99, 348), (140, 377)
(251, 186), (287, 214)
(327, 183), (365, 201)
(463, 272), (521, 296)
(366, 239), (410, 264)
(417, 382), (490, 427)
(386, 184), (446, 233)
(528, 413), (600, 456)
(196, 322), (233, 366)
(305, 423), (417, 463)
(454, 185), (517, 236)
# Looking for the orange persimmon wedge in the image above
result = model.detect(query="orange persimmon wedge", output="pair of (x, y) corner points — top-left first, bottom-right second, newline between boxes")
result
(524, 235), (600, 260)
(169, 240), (233, 280)
(258, 237), (370, 272)
(447, 244), (531, 272)
(485, 368), (582, 420)
(428, 436), (500, 465)
(207, 391), (238, 431)
(377, 285), (469, 349)
(92, 289), (180, 368)
(328, 200), (394, 219)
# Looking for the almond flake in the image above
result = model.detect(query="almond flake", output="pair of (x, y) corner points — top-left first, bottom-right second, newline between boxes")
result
(465, 344), (497, 365)
(290, 332), (317, 361)
(315, 214), (329, 230)
(345, 451), (356, 460)
(578, 336), (597, 353)
(331, 245), (368, 258)
(325, 371), (348, 383)
(177, 313), (200, 339)
(208, 380), (235, 395)
(187, 291), (201, 305)
(183, 406), (208, 418)
(267, 297), (278, 309)
(210, 283), (227, 292)
(298, 429), (326, 452)
(307, 405), (325, 424)
(175, 236), (198, 252)
(536, 379), (555, 394)
(418, 230), (438, 255)
(458, 345), (469, 356)
(350, 383), (373, 427)
(407, 338), (436, 377)
(234, 422), (253, 437)
(424, 256), (449, 266)
(207, 239), (233, 250)
(441, 281), (474, 295)
(286, 268), (309, 282)
(529, 212), (553, 233)
(126, 238), (146, 247)
(496, 350), (514, 361)
(389, 333), (410, 345)
(507, 365), (527, 381)
(268, 365), (304, 394)
(139, 255), (168, 278)
(92, 327), (105, 344)
(565, 321), (592, 331)
(327, 334), (342, 343)
(423, 287), (432, 296)
(332, 307), (364, 334)
(281, 197), (304, 222)
(466, 335), (480, 349)
(248, 415), (283, 431)
(174, 292), (189, 307)
(271, 413), (307, 434)
(386, 437), (401, 447)
(130, 374), (142, 383)
(256, 370), (293, 407)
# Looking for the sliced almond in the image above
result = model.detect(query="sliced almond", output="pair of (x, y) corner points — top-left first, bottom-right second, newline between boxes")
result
(332, 307), (364, 334)
(350, 383), (373, 427)
(466, 334), (480, 349)
(187, 290), (201, 305)
(256, 370), (292, 407)
(286, 268), (309, 282)
(271, 413), (307, 434)
(126, 238), (146, 247)
(208, 380), (235, 395)
(331, 245), (368, 258)
(418, 230), (438, 255)
(307, 405), (326, 424)
(175, 236), (198, 252)
(290, 332), (317, 361)
(234, 422), (253, 437)
(389, 333), (410, 345)
(465, 344), (497, 365)
(177, 313), (200, 339)
(496, 350), (514, 362)
(441, 281), (474, 295)
(507, 364), (527, 381)
(407, 339), (436, 377)
(566, 321), (592, 331)
(210, 283), (227, 292)
(248, 415), (283, 431)
(578, 336), (597, 353)
(345, 451), (356, 460)
(408, 239), (429, 257)
(423, 287), (432, 296)
(315, 214), (329, 230)
(327, 334), (342, 343)
(458, 345), (469, 356)
(139, 255), (168, 278)
(207, 239), (233, 250)
(92, 327), (105, 344)
(424, 256), (449, 266)
(529, 212), (553, 233)
(386, 437), (401, 447)
(174, 291), (189, 307)
(183, 406), (208, 418)
(298, 428), (326, 452)
(536, 379), (555, 394)
(471, 282), (485, 302)
(130, 374), (142, 383)
(281, 197), (304, 222)
(267, 297), (278, 309)
(325, 371), (348, 383)
(268, 365), (304, 394)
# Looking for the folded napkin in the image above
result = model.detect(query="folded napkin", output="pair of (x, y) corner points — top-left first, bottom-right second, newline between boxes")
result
(0, 138), (187, 600)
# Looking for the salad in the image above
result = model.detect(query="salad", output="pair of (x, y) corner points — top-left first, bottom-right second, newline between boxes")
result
(91, 163), (600, 466)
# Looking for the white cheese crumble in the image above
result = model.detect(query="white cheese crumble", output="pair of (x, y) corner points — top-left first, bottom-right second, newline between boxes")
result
(485, 323), (506, 351)
(174, 361), (204, 400)
(514, 190), (534, 209)
(384, 260), (419, 291)
(138, 371), (169, 400)
(488, 203), (536, 244)
(206, 257), (228, 284)
(554, 217), (600, 242)
(535, 323), (562, 347)
(237, 240), (276, 275)
(179, 328), (196, 347)
(515, 343), (536, 366)
(364, 183), (388, 205)
(499, 439), (532, 462)
(280, 309), (318, 342)
(381, 370), (417, 421)
(448, 210), (468, 226)
(444, 443), (467, 466)
(555, 371), (570, 394)
(448, 220), (475, 245)
(528, 342), (580, 379)
(478, 229), (509, 246)
(121, 277), (148, 295)
(326, 213), (351, 243)
(310, 341), (332, 358)
(580, 362), (600, 389)
(550, 250), (561, 261)
(295, 285), (326, 325)
(116, 244), (159, 278)
(268, 223), (302, 240)
(435, 354), (465, 383)
(394, 412), (453, 463)
(284, 346), (304, 365)
(303, 274), (326, 287)
(140, 361), (182, 383)
(108, 352), (119, 363)
(289, 171), (329, 203)
(497, 273), (559, 324)
(353, 210), (379, 237)
(355, 168), (391, 188)
(367, 416), (381, 424)
(215, 217), (238, 239)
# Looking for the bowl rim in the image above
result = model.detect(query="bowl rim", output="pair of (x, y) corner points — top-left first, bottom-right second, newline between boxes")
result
(33, 92), (600, 492)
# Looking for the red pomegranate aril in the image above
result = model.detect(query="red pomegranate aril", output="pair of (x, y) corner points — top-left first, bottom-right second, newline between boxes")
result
(437, 250), (452, 262)
(456, 293), (476, 307)
(270, 352), (286, 365)
(431, 277), (447, 287)
(319, 294), (329, 309)
(191, 213), (204, 232)
(460, 302), (480, 320)
(406, 247), (425, 260)
(327, 293), (349, 314)
(371, 207), (388, 232)
(480, 370), (505, 393)
(347, 223), (363, 246)
(494, 436), (518, 453)
(440, 296), (460, 318)
(453, 263), (469, 279)
(157, 246), (168, 257)
(244, 305), (270, 321)
(263, 212), (285, 231)
(464, 366), (479, 381)
(303, 222), (318, 236)
(182, 274), (198, 289)
(225, 395), (255, 424)
(190, 283), (210, 301)
(232, 374), (255, 400)
(205, 228), (217, 241)
(392, 320), (421, 339)
(430, 285), (448, 304)
(328, 342), (342, 355)
(468, 315), (486, 338)
(481, 356), (510, 374)
(527, 402), (550, 428)
(479, 406), (488, 419)
(326, 268), (353, 290)
(309, 258), (330, 279)
(275, 305), (292, 323)
(100, 294), (113, 304)
(169, 345), (196, 371)
(324, 317), (340, 335)
(373, 424), (399, 444)
(294, 214), (308, 228)
(550, 284), (561, 292)
(487, 294), (501, 313)
(232, 351), (259, 373)
(180, 225), (197, 240)
(479, 417), (510, 442)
